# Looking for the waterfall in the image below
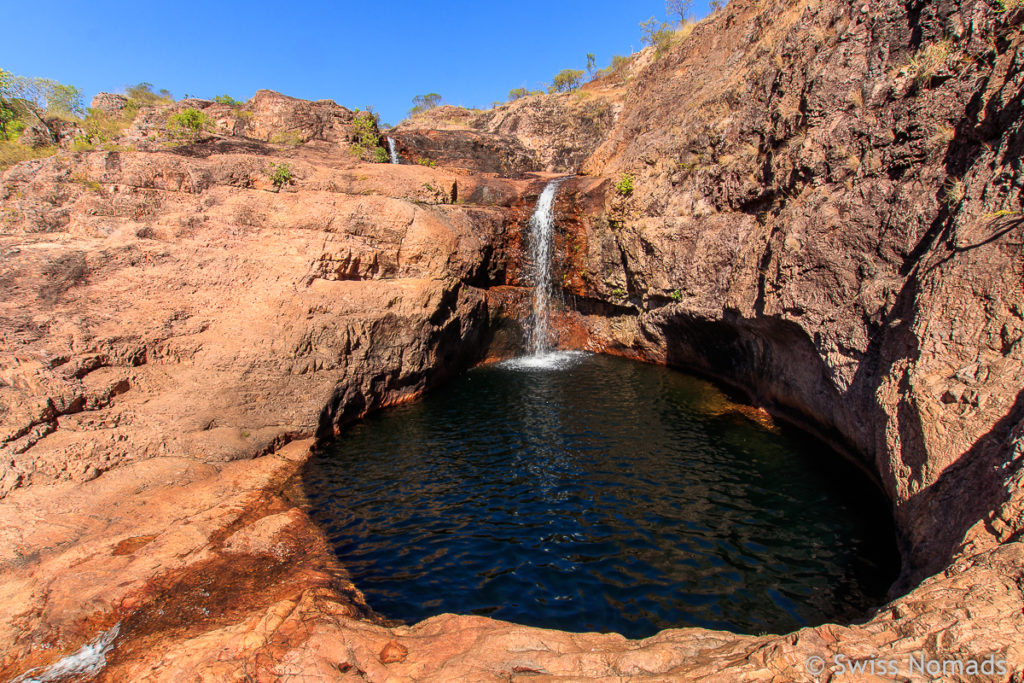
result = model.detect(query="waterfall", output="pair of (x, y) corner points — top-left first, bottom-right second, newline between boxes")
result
(526, 178), (566, 356)
(387, 137), (400, 164)
(503, 176), (582, 370)
(10, 623), (119, 683)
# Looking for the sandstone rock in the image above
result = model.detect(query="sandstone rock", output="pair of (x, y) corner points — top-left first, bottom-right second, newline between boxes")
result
(243, 89), (358, 146)
(0, 145), (530, 497)
(389, 128), (539, 176)
(379, 639), (408, 664)
(472, 91), (621, 172)
(556, 0), (1024, 595)
(1, 0), (1024, 679)
(90, 92), (129, 115)
(392, 91), (621, 175)
(16, 116), (83, 149)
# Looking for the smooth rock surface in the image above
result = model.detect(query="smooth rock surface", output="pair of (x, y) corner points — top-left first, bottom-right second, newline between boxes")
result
(2, 0), (1024, 679)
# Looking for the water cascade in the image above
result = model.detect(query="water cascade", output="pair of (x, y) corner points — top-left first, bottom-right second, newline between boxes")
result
(525, 178), (566, 356)
(387, 137), (400, 164)
(302, 174), (900, 641)
(11, 623), (120, 683)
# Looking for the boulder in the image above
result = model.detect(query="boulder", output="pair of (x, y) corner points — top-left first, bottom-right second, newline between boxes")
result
(90, 92), (129, 115)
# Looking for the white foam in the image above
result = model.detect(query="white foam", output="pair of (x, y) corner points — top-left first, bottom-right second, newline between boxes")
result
(499, 351), (587, 371)
(12, 623), (119, 683)
(525, 179), (566, 354)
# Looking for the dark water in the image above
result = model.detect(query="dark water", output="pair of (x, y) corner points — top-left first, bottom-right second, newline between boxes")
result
(302, 352), (899, 638)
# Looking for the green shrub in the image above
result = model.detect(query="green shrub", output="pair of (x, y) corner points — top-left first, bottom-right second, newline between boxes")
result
(268, 162), (293, 191)
(996, 0), (1023, 10)
(78, 103), (140, 145)
(508, 87), (543, 101)
(549, 69), (585, 94)
(2, 69), (86, 139)
(408, 93), (442, 117)
(167, 107), (212, 141)
(348, 112), (387, 162)
(670, 289), (682, 301)
(213, 94), (242, 106)
(615, 172), (635, 196)
(0, 101), (15, 141)
(0, 69), (15, 140)
(46, 82), (83, 116)
(270, 130), (304, 146)
(6, 119), (26, 139)
(611, 287), (626, 298)
(416, 157), (436, 168)
(640, 17), (677, 56)
(5, 74), (83, 116)
(126, 82), (173, 104)
(597, 54), (634, 80)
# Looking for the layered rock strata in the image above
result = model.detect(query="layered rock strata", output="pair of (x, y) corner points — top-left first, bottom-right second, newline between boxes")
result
(556, 0), (1024, 593)
(1, 0), (1024, 680)
(390, 91), (622, 175)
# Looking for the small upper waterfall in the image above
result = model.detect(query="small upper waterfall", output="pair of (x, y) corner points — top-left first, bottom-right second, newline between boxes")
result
(526, 178), (566, 356)
(387, 137), (400, 164)
(10, 622), (120, 683)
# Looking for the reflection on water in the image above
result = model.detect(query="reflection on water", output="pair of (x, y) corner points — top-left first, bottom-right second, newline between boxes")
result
(303, 353), (899, 638)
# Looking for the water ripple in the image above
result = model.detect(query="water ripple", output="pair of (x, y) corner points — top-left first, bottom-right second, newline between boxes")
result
(302, 354), (899, 637)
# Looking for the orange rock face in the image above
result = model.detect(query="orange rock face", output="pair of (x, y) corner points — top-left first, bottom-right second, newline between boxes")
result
(2, 0), (1024, 679)
(379, 640), (409, 664)
(0, 91), (541, 679)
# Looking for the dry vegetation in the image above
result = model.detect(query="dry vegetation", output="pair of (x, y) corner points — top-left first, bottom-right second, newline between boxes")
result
(0, 142), (58, 171)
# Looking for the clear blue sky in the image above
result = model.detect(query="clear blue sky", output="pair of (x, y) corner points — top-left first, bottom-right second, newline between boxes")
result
(1, 1), (713, 126)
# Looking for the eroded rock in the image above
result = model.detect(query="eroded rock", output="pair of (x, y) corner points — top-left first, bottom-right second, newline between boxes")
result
(2, 0), (1024, 679)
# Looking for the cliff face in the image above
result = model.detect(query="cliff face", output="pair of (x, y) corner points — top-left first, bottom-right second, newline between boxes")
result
(391, 91), (622, 175)
(2, 1), (1024, 680)
(0, 91), (536, 499)
(476, 0), (1024, 673)
(554, 0), (1024, 586)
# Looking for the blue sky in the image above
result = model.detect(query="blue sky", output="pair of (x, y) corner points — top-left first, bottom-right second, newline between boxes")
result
(2, 1), (713, 126)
